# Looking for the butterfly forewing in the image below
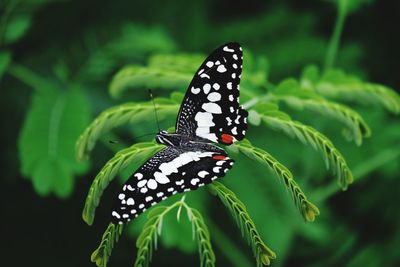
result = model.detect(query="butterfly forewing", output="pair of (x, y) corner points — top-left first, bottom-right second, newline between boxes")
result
(176, 42), (248, 145)
(111, 147), (234, 224)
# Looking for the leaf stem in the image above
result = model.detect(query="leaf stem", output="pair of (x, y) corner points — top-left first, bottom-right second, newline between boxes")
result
(7, 63), (51, 92)
(324, 0), (348, 71)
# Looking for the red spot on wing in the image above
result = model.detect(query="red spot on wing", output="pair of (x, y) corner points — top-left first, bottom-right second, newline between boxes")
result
(213, 155), (226, 160)
(221, 134), (234, 144)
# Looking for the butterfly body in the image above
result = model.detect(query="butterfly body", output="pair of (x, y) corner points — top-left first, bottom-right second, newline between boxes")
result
(112, 42), (248, 224)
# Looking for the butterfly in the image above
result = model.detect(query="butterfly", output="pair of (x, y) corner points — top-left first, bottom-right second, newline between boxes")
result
(111, 42), (248, 224)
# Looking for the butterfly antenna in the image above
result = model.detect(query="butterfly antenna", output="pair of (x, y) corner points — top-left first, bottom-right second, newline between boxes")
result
(149, 89), (161, 132)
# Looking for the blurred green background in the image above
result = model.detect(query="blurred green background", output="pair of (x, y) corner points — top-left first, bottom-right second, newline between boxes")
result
(1, 0), (399, 266)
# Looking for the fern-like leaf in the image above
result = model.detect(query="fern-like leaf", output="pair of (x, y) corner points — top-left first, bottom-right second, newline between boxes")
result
(91, 223), (124, 267)
(134, 206), (171, 267)
(109, 65), (193, 98)
(75, 100), (178, 160)
(259, 113), (353, 189)
(134, 201), (215, 267)
(279, 96), (371, 145)
(185, 207), (215, 267)
(301, 67), (400, 114)
(209, 182), (276, 266)
(82, 142), (164, 225)
(232, 139), (320, 222)
(317, 82), (400, 114)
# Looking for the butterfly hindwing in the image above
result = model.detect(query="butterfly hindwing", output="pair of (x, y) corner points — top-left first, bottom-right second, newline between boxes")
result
(111, 146), (234, 224)
(176, 42), (248, 145)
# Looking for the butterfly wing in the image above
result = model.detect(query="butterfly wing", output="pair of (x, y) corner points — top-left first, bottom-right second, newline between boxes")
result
(176, 42), (248, 145)
(111, 146), (234, 224)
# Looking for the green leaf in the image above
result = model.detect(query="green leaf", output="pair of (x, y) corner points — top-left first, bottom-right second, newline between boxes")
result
(278, 96), (371, 145)
(18, 87), (91, 198)
(109, 65), (192, 99)
(75, 99), (178, 160)
(82, 142), (164, 225)
(78, 23), (177, 80)
(148, 53), (204, 73)
(257, 112), (353, 189)
(231, 139), (320, 222)
(91, 223), (124, 267)
(186, 207), (215, 267)
(209, 182), (277, 266)
(134, 203), (180, 267)
(3, 15), (31, 45)
(0, 51), (11, 79)
(300, 65), (320, 89)
(274, 78), (323, 100)
(314, 69), (400, 114)
(32, 159), (72, 198)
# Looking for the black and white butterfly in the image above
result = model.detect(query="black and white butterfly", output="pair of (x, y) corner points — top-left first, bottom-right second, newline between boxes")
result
(111, 42), (248, 224)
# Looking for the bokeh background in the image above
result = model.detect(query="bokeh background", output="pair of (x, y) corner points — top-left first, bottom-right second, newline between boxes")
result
(1, 0), (399, 266)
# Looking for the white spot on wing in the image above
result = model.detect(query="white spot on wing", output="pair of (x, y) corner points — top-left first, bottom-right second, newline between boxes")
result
(196, 127), (210, 135)
(206, 61), (214, 67)
(147, 179), (157, 189)
(191, 178), (200, 185)
(195, 112), (215, 127)
(159, 162), (178, 175)
(198, 170), (209, 178)
(154, 172), (170, 184)
(207, 92), (221, 102)
(217, 65), (227, 73)
(213, 167), (221, 173)
(203, 83), (211, 93)
(202, 103), (222, 114)
(140, 187), (148, 193)
(191, 87), (200, 94)
(127, 198), (135, 205)
(223, 46), (234, 52)
(200, 73), (210, 79)
(201, 133), (219, 143)
(137, 180), (147, 188)
(232, 127), (238, 135)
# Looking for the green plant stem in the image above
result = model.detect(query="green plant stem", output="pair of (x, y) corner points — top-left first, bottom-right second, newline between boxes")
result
(206, 219), (253, 267)
(314, 147), (400, 201)
(324, 0), (348, 71)
(7, 64), (51, 92)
